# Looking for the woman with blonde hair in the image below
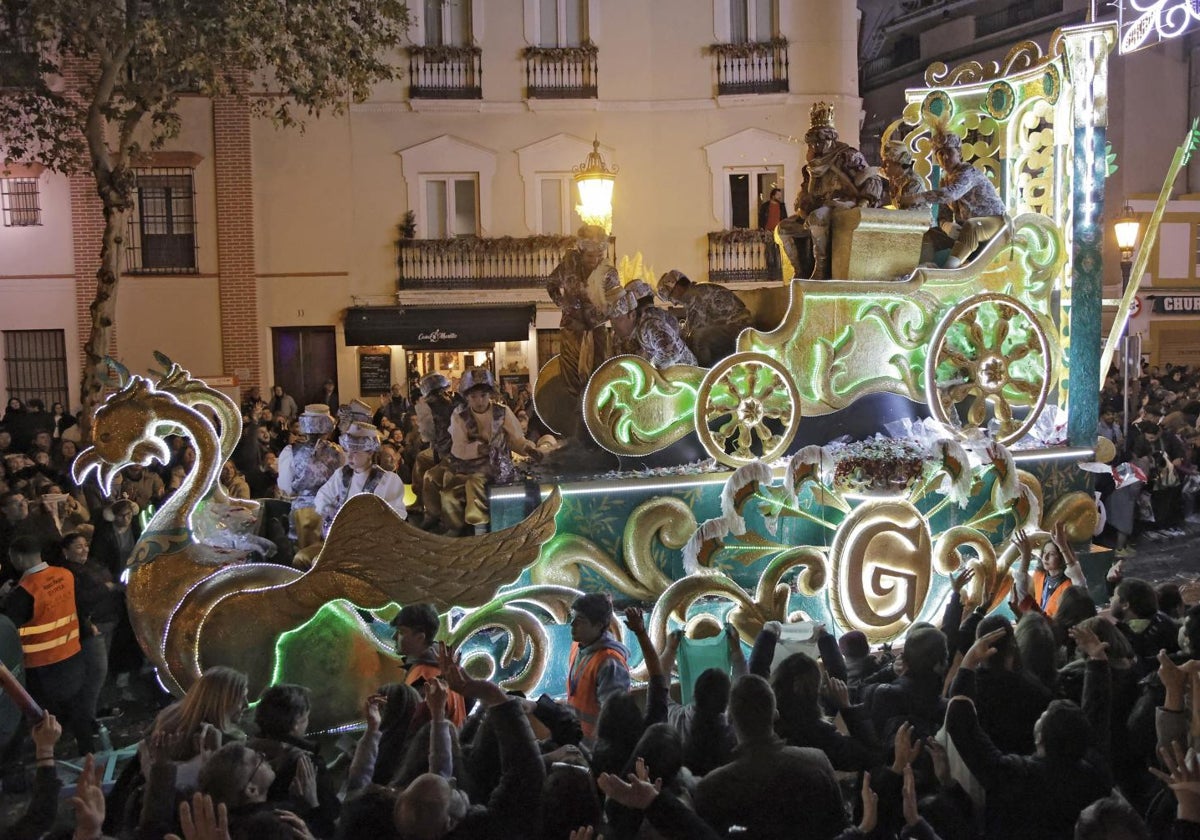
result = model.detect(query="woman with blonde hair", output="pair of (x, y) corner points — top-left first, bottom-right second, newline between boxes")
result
(146, 665), (250, 763)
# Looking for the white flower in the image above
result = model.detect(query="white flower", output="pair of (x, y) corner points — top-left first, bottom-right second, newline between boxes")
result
(934, 438), (973, 508)
(987, 442), (1019, 504)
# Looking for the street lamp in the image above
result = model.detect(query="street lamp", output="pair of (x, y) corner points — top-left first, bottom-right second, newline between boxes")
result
(573, 137), (617, 235)
(1112, 202), (1141, 441)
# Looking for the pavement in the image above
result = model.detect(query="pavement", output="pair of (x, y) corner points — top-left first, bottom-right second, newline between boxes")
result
(1111, 520), (1200, 592)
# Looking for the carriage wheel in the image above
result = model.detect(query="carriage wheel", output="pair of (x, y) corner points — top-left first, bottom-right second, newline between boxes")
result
(695, 352), (800, 468)
(924, 293), (1055, 446)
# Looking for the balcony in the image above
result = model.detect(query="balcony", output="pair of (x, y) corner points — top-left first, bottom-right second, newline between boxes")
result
(525, 42), (598, 99)
(976, 0), (1063, 38)
(408, 45), (482, 100)
(397, 235), (576, 291)
(707, 229), (782, 284)
(710, 38), (789, 96)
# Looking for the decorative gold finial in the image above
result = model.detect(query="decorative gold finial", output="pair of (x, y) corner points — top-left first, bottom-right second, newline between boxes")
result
(810, 101), (835, 130)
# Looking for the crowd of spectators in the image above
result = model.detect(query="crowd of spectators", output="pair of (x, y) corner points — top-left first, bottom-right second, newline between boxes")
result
(5, 365), (1200, 837)
(1096, 362), (1200, 559)
(4, 561), (1200, 839)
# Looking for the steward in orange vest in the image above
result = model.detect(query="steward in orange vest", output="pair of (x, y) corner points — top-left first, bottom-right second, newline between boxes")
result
(1, 535), (94, 754)
(17, 565), (81, 668)
(1011, 526), (1086, 618)
(567, 593), (631, 743)
(391, 603), (467, 727)
(1030, 569), (1073, 617)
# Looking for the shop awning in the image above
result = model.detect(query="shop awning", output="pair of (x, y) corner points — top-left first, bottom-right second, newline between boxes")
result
(344, 305), (535, 349)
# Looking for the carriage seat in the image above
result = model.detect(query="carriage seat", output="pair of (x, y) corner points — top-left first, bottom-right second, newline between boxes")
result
(829, 207), (931, 281)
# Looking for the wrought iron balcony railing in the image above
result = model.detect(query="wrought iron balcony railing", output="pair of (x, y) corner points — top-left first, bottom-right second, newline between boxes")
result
(397, 235), (577, 291)
(710, 38), (789, 96)
(408, 45), (482, 100)
(707, 229), (782, 284)
(525, 42), (598, 99)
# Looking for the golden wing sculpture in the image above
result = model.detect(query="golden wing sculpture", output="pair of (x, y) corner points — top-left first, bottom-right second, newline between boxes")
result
(185, 490), (562, 696)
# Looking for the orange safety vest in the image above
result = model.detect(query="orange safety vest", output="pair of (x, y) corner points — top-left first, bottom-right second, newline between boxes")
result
(18, 566), (81, 668)
(405, 662), (467, 727)
(1032, 570), (1070, 617)
(567, 640), (628, 741)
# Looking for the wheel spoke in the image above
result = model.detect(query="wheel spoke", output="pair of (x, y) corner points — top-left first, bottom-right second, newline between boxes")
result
(945, 383), (975, 403)
(993, 314), (1011, 350)
(967, 396), (988, 426)
(1007, 341), (1036, 363)
(994, 394), (1013, 424)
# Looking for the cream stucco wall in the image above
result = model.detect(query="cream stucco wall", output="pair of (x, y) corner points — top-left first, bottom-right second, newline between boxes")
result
(2, 0), (863, 407)
(0, 170), (73, 277)
(0, 277), (79, 408)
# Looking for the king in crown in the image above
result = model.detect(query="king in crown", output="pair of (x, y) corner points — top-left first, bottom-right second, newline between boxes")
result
(777, 101), (884, 279)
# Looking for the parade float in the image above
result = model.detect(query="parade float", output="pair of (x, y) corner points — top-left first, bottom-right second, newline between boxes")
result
(74, 20), (1178, 729)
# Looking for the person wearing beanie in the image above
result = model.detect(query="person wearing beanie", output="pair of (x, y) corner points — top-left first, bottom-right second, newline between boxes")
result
(314, 422), (405, 534)
(389, 603), (466, 726)
(440, 368), (541, 536)
(838, 630), (885, 686)
(566, 593), (630, 745)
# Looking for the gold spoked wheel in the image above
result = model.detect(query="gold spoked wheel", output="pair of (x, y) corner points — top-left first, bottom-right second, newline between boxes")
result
(924, 293), (1055, 446)
(695, 352), (800, 468)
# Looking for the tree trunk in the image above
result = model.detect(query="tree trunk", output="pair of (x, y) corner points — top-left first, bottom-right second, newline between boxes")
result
(78, 181), (129, 442)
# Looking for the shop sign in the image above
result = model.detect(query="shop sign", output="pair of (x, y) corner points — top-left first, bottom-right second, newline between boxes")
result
(1151, 295), (1200, 314)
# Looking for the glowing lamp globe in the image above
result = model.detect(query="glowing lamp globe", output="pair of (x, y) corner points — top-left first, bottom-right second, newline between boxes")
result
(573, 138), (617, 235)
(1114, 203), (1140, 260)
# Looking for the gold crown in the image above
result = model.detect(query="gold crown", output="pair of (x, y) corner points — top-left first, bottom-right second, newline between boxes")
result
(810, 101), (835, 130)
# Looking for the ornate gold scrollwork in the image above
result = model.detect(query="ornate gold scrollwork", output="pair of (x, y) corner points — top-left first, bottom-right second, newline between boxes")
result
(446, 585), (580, 694)
(827, 499), (932, 644)
(582, 355), (704, 456)
(531, 496), (697, 601)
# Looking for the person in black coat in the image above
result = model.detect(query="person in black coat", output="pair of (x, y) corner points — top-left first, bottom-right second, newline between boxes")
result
(945, 625), (1114, 840)
(947, 614), (1053, 755)
(1110, 577), (1180, 673)
(866, 623), (949, 745)
(748, 622), (882, 771)
(392, 660), (546, 840)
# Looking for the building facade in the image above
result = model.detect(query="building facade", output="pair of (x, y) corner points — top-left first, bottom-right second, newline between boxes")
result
(0, 0), (861, 412)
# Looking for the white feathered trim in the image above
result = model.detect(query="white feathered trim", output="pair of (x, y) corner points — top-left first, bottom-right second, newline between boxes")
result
(987, 442), (1019, 504)
(785, 446), (826, 499)
(681, 515), (738, 574)
(934, 438), (973, 508)
(721, 461), (772, 532)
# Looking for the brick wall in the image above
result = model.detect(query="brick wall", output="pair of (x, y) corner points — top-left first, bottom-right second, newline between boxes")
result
(213, 80), (262, 394)
(62, 57), (111, 373)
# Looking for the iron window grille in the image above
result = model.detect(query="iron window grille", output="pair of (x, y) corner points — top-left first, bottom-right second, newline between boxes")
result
(126, 168), (198, 274)
(3, 329), (69, 411)
(1, 177), (41, 226)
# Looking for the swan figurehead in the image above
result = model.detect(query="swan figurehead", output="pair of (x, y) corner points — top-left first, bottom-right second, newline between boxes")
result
(73, 378), (175, 493)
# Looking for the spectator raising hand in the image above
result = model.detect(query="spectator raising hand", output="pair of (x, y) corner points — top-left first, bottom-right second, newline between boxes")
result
(70, 754), (105, 840)
(166, 792), (230, 840)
